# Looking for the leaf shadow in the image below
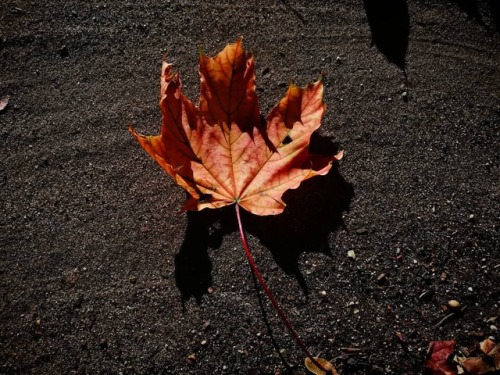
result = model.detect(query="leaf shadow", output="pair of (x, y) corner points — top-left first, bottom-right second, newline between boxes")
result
(174, 133), (354, 302)
(174, 209), (223, 305)
(363, 0), (410, 71)
(243, 160), (353, 295)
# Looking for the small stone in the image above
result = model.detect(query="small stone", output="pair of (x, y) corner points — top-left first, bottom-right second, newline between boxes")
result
(376, 273), (387, 284)
(201, 340), (207, 346)
(186, 353), (197, 363)
(320, 290), (327, 296)
(347, 250), (356, 259)
(202, 320), (211, 331)
(491, 325), (498, 331)
(207, 287), (214, 294)
(448, 300), (461, 309)
(0, 96), (9, 112)
(336, 56), (342, 64)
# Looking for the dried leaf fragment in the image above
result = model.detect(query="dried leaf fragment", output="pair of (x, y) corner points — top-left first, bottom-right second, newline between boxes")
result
(304, 357), (338, 375)
(130, 39), (342, 216)
(425, 340), (458, 375)
(461, 338), (500, 375)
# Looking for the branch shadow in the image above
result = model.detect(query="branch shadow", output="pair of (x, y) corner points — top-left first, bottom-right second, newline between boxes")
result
(174, 133), (354, 302)
(450, 0), (500, 34)
(491, 0), (500, 33)
(363, 0), (410, 71)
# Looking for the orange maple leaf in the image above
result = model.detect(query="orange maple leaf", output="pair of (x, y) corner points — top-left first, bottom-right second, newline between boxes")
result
(130, 39), (343, 372)
(130, 38), (342, 216)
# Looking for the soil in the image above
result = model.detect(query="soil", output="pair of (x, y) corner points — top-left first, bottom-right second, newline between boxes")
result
(1, 1), (499, 374)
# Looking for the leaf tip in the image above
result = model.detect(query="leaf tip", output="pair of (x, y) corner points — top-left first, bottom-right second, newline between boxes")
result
(128, 125), (138, 137)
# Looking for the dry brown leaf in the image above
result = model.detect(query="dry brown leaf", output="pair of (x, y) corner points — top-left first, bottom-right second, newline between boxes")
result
(461, 338), (500, 374)
(304, 357), (338, 375)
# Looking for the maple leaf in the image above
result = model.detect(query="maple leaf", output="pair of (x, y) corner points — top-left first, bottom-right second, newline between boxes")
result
(130, 38), (342, 216)
(130, 38), (342, 373)
(425, 340), (458, 375)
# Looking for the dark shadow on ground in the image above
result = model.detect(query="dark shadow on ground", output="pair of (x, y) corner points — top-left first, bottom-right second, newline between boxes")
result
(450, 0), (500, 34)
(174, 210), (216, 305)
(491, 0), (500, 33)
(363, 0), (410, 71)
(243, 162), (353, 295)
(174, 134), (354, 302)
(451, 0), (485, 26)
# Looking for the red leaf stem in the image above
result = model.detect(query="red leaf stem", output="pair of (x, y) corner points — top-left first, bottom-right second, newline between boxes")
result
(235, 204), (327, 372)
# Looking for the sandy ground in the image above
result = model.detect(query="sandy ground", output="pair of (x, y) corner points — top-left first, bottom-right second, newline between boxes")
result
(1, 1), (499, 374)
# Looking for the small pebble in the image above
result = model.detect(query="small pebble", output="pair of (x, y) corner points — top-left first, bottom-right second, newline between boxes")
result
(491, 325), (498, 331)
(448, 300), (461, 309)
(320, 290), (327, 296)
(376, 273), (387, 284)
(201, 340), (207, 346)
(347, 250), (356, 259)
